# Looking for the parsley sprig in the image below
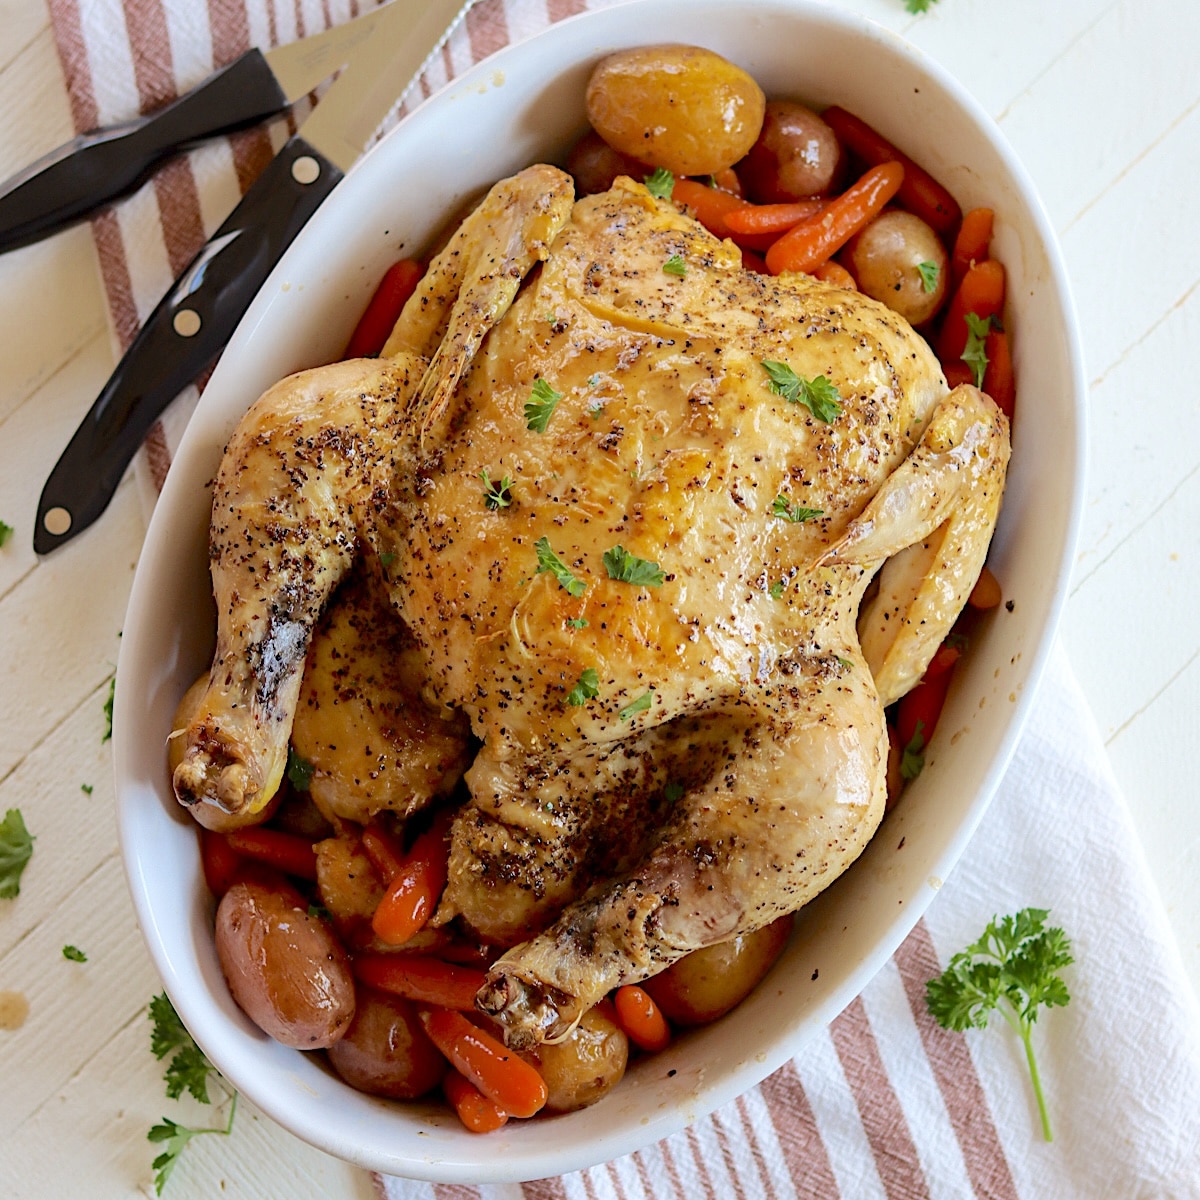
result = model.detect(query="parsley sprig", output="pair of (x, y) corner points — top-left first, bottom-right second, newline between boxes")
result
(663, 253), (688, 278)
(619, 691), (653, 721)
(905, 0), (939, 12)
(643, 167), (675, 199)
(480, 468), (515, 510)
(0, 807), (34, 898)
(916, 260), (940, 293)
(535, 537), (587, 597)
(566, 668), (600, 707)
(0, 519), (13, 547)
(771, 494), (824, 524)
(926, 908), (1073, 1141)
(524, 378), (563, 433)
(603, 545), (666, 588)
(761, 361), (843, 422)
(148, 992), (238, 1193)
(900, 721), (926, 781)
(962, 312), (993, 388)
(286, 746), (314, 791)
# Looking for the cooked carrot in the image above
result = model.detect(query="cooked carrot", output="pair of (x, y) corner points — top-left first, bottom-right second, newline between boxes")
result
(670, 177), (746, 239)
(199, 827), (243, 897)
(951, 207), (994, 284)
(983, 328), (1015, 420)
(421, 1007), (548, 1119)
(354, 954), (487, 1012)
(444, 1069), (509, 1133)
(821, 105), (962, 235)
(614, 985), (671, 1053)
(361, 819), (407, 885)
(765, 161), (904, 276)
(968, 566), (1003, 610)
(813, 260), (857, 290)
(370, 810), (453, 946)
(223, 827), (317, 881)
(724, 199), (824, 237)
(925, 642), (962, 678)
(711, 167), (744, 197)
(942, 360), (975, 390)
(896, 646), (960, 750)
(937, 258), (1006, 364)
(343, 258), (423, 359)
(739, 248), (769, 274)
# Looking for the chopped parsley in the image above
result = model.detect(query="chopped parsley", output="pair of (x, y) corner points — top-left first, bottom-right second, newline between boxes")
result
(664, 782), (685, 804)
(962, 312), (993, 388)
(769, 580), (785, 600)
(663, 254), (688, 278)
(62, 944), (87, 962)
(761, 361), (843, 422)
(0, 808), (35, 898)
(0, 519), (12, 547)
(102, 674), (115, 742)
(80, 783), (94, 796)
(643, 167), (675, 199)
(619, 691), (653, 721)
(379, 550), (398, 568)
(285, 746), (314, 791)
(524, 378), (563, 433)
(603, 545), (666, 588)
(926, 908), (1073, 1141)
(905, 0), (938, 11)
(917, 260), (940, 293)
(772, 494), (824, 524)
(566, 617), (589, 629)
(480, 468), (515, 510)
(901, 721), (926, 780)
(534, 537), (587, 597)
(566, 668), (601, 706)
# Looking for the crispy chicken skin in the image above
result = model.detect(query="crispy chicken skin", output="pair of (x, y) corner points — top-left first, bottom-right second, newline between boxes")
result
(174, 165), (1009, 1047)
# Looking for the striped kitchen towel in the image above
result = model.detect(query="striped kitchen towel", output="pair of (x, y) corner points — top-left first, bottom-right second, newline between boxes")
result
(43, 1), (1200, 1196)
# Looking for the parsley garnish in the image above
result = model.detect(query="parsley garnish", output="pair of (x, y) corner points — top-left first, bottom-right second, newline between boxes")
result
(768, 580), (785, 600)
(62, 944), (87, 962)
(643, 167), (675, 199)
(566, 617), (589, 629)
(663, 254), (688, 277)
(566, 668), (601, 706)
(664, 782), (685, 804)
(307, 902), (331, 920)
(80, 783), (94, 795)
(379, 550), (398, 568)
(285, 746), (314, 791)
(962, 312), (993, 388)
(905, 0), (937, 11)
(901, 721), (926, 781)
(761, 361), (843, 422)
(619, 691), (653, 721)
(926, 909), (1073, 1141)
(102, 674), (115, 742)
(524, 378), (563, 433)
(917, 260), (940, 293)
(0, 808), (35, 898)
(534, 537), (587, 596)
(603, 545), (666, 588)
(0, 519), (12, 547)
(148, 992), (238, 1193)
(771, 494), (824, 524)
(480, 468), (515, 510)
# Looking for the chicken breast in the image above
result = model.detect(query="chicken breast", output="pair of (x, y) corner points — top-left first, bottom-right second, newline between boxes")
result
(174, 165), (1009, 1048)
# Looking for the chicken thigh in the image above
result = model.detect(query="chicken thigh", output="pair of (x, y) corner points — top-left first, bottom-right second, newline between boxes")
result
(174, 165), (1009, 1047)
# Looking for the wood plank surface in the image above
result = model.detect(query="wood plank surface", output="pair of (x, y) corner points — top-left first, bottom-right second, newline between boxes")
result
(0, 0), (1196, 1195)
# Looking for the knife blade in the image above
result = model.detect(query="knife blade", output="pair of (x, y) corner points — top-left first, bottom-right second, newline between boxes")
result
(34, 0), (471, 556)
(0, 3), (417, 254)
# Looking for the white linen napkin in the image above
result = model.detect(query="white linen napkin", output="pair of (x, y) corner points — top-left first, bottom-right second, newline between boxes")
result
(44, 1), (1200, 1195)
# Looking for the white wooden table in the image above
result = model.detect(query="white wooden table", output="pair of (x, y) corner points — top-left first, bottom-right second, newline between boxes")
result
(1, 1), (1196, 1195)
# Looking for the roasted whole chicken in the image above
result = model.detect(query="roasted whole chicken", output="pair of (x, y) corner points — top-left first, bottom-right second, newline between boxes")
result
(174, 164), (1009, 1048)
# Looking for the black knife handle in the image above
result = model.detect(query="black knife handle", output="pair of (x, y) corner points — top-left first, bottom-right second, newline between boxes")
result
(34, 136), (343, 555)
(0, 50), (288, 253)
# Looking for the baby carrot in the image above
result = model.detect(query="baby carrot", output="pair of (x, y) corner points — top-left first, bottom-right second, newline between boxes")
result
(896, 644), (960, 750)
(223, 827), (317, 881)
(421, 1007), (548, 1119)
(444, 1069), (509, 1133)
(724, 198), (825, 237)
(343, 258), (423, 359)
(765, 161), (904, 276)
(614, 985), (671, 1053)
(199, 827), (243, 896)
(353, 954), (487, 1012)
(711, 167), (744, 197)
(821, 105), (962, 235)
(983, 327), (1015, 420)
(968, 566), (1003, 610)
(951, 207), (994, 285)
(937, 258), (1006, 364)
(942, 360), (975, 390)
(371, 811), (453, 946)
(670, 178), (746, 239)
(361, 819), (407, 884)
(812, 260), (857, 290)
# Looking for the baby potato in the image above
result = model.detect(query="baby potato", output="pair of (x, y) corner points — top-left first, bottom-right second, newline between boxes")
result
(843, 210), (949, 326)
(643, 914), (793, 1026)
(740, 100), (844, 202)
(326, 987), (446, 1099)
(215, 880), (356, 1048)
(530, 1005), (628, 1113)
(566, 128), (650, 195)
(585, 45), (765, 177)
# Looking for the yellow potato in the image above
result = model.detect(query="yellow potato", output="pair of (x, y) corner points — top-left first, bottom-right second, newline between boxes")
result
(643, 914), (793, 1026)
(585, 45), (765, 177)
(529, 1005), (629, 1113)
